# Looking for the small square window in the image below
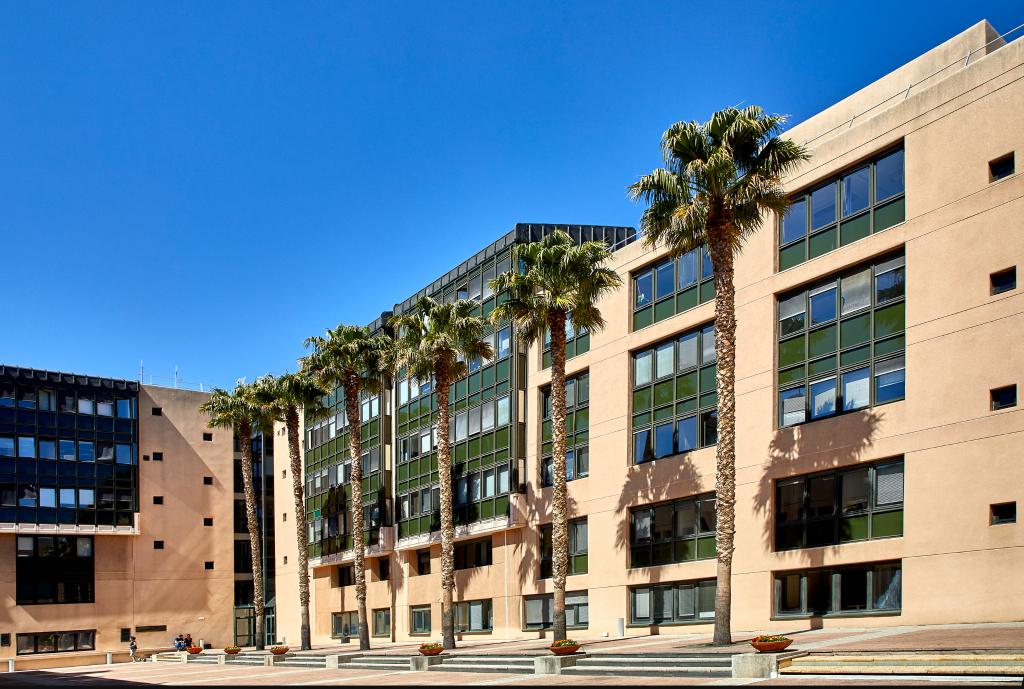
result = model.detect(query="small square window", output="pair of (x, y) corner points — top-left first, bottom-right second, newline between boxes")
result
(0, 633), (9, 647)
(991, 385), (1017, 410)
(153, 496), (164, 505)
(120, 628), (131, 643)
(204, 561), (214, 570)
(989, 153), (1015, 182)
(281, 470), (287, 479)
(202, 432), (213, 442)
(991, 502), (1017, 525)
(142, 454), (150, 461)
(282, 512), (287, 522)
(203, 517), (213, 527)
(151, 407), (163, 416)
(152, 452), (163, 462)
(154, 541), (164, 550)
(283, 555), (288, 565)
(991, 267), (1016, 295)
(203, 476), (213, 485)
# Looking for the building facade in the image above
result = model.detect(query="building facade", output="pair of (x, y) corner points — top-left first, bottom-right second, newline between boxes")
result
(0, 368), (278, 659)
(276, 19), (1023, 645)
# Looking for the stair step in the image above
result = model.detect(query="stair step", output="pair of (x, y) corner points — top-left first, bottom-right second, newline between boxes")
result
(344, 661), (410, 670)
(430, 663), (533, 674)
(783, 665), (1024, 676)
(791, 655), (1024, 664)
(562, 665), (730, 677)
(443, 657), (535, 664)
(579, 657), (731, 667)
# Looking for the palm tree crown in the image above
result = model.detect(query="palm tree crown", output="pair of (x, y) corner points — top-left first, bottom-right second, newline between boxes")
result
(251, 371), (330, 426)
(390, 297), (493, 384)
(489, 229), (622, 339)
(303, 324), (392, 396)
(200, 382), (271, 436)
(628, 106), (808, 258)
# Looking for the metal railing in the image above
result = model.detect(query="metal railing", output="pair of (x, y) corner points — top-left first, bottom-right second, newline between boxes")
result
(801, 22), (1024, 148)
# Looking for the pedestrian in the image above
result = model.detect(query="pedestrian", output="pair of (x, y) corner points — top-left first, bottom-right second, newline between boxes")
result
(129, 636), (138, 662)
(184, 634), (193, 650)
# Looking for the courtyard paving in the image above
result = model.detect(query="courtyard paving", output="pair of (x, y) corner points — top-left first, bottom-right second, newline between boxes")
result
(0, 623), (1021, 686)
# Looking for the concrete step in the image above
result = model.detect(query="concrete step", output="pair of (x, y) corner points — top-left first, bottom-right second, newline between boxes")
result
(274, 658), (328, 668)
(562, 664), (730, 678)
(441, 656), (536, 664)
(580, 655), (732, 667)
(345, 660), (411, 670)
(783, 654), (1024, 676)
(431, 661), (534, 674)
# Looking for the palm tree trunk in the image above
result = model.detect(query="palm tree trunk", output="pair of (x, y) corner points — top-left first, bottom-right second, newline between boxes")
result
(435, 367), (457, 650)
(548, 313), (569, 641)
(708, 238), (737, 647)
(286, 406), (312, 651)
(238, 420), (266, 650)
(344, 382), (370, 651)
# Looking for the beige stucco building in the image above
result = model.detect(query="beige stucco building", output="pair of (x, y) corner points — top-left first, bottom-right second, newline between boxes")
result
(283, 19), (1023, 646)
(0, 375), (278, 660)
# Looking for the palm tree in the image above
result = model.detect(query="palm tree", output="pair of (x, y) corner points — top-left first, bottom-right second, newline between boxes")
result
(628, 106), (808, 645)
(303, 325), (392, 651)
(252, 371), (330, 651)
(389, 297), (492, 650)
(490, 230), (621, 641)
(200, 382), (273, 650)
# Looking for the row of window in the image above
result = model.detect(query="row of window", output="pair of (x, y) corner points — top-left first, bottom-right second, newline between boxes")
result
(328, 561), (905, 636)
(305, 393), (380, 451)
(0, 438), (135, 463)
(16, 630), (95, 655)
(0, 386), (135, 418)
(778, 253), (906, 427)
(16, 536), (94, 605)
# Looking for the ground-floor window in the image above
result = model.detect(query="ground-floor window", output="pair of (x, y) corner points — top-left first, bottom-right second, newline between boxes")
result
(411, 605), (431, 634)
(524, 591), (589, 630)
(17, 630), (95, 655)
(372, 608), (391, 637)
(454, 599), (493, 632)
(630, 579), (715, 625)
(331, 611), (357, 638)
(774, 561), (902, 617)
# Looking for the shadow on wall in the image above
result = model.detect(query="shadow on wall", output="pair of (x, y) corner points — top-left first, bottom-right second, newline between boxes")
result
(751, 409), (883, 630)
(614, 452), (702, 590)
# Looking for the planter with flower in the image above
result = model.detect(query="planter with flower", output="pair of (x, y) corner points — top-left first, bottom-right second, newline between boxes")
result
(750, 635), (793, 653)
(270, 645), (289, 656)
(549, 639), (580, 656)
(418, 642), (444, 657)
(223, 646), (241, 655)
(186, 646), (203, 655)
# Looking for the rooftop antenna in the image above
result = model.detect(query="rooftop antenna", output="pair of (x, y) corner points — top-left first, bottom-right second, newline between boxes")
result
(174, 365), (179, 389)
(139, 360), (144, 383)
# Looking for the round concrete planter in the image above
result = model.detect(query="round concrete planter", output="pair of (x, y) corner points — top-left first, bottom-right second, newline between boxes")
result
(186, 647), (202, 655)
(270, 646), (289, 656)
(751, 639), (792, 653)
(418, 647), (443, 656)
(224, 648), (241, 655)
(549, 644), (580, 656)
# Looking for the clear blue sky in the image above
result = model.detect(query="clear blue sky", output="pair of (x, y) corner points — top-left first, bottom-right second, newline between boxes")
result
(2, 2), (1018, 389)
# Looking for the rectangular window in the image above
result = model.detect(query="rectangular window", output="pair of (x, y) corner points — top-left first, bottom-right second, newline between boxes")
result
(539, 519), (588, 579)
(331, 612), (358, 638)
(454, 599), (493, 632)
(775, 459), (903, 551)
(989, 152), (1015, 182)
(454, 537), (492, 570)
(377, 557), (390, 581)
(372, 608), (391, 637)
(16, 536), (94, 605)
(991, 502), (1016, 525)
(991, 385), (1017, 411)
(780, 145), (905, 270)
(632, 325), (717, 463)
(416, 549), (431, 575)
(778, 252), (906, 427)
(16, 630), (95, 655)
(630, 579), (716, 624)
(411, 605), (432, 634)
(524, 592), (589, 630)
(774, 561), (902, 616)
(991, 267), (1016, 295)
(540, 372), (590, 487)
(337, 564), (355, 587)
(629, 493), (716, 568)
(632, 245), (715, 330)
